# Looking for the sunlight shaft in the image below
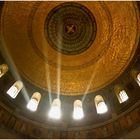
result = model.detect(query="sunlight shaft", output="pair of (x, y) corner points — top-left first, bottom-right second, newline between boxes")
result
(82, 64), (99, 102)
(45, 65), (52, 105)
(0, 40), (30, 101)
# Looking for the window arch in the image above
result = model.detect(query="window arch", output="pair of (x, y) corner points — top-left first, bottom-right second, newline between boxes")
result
(0, 64), (8, 78)
(6, 81), (23, 99)
(131, 69), (140, 86)
(114, 86), (129, 103)
(27, 92), (41, 112)
(136, 73), (140, 86)
(94, 95), (108, 114)
(73, 100), (84, 120)
(117, 90), (129, 103)
(48, 98), (61, 119)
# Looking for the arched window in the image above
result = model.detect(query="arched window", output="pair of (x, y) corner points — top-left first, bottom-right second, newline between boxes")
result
(117, 90), (129, 103)
(73, 100), (84, 120)
(0, 64), (8, 78)
(6, 81), (23, 99)
(27, 92), (41, 112)
(48, 98), (61, 119)
(136, 73), (140, 86)
(94, 95), (108, 114)
(131, 70), (140, 87)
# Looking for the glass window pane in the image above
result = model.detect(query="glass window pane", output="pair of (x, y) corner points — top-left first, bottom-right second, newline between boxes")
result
(6, 81), (23, 99)
(48, 98), (61, 119)
(119, 90), (129, 103)
(97, 101), (108, 114)
(27, 98), (38, 111)
(7, 85), (19, 98)
(94, 95), (108, 114)
(73, 100), (84, 120)
(137, 73), (140, 86)
(27, 92), (41, 112)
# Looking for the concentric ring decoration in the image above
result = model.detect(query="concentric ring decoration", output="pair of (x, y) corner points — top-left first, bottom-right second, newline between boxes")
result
(45, 2), (97, 55)
(1, 1), (139, 95)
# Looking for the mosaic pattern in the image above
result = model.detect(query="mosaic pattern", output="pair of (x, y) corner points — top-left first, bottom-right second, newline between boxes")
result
(1, 2), (139, 95)
(45, 2), (97, 55)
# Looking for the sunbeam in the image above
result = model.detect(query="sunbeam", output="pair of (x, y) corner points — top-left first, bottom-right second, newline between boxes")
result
(82, 63), (99, 102)
(56, 20), (63, 99)
(57, 53), (61, 99)
(0, 39), (30, 102)
(45, 65), (52, 105)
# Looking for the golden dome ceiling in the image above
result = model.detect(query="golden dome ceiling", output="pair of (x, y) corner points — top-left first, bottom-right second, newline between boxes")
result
(1, 1), (139, 95)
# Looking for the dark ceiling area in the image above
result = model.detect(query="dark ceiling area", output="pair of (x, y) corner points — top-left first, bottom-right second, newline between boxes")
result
(0, 1), (140, 139)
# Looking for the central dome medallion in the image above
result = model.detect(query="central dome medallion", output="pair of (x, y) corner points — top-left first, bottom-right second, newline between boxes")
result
(45, 2), (97, 55)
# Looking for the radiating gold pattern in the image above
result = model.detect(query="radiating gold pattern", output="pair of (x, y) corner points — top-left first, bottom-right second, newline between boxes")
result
(1, 1), (139, 95)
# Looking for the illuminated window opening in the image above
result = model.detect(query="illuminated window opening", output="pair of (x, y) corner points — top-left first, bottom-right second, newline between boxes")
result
(27, 92), (41, 112)
(48, 98), (61, 120)
(0, 64), (8, 78)
(94, 95), (108, 114)
(118, 90), (129, 103)
(6, 81), (23, 99)
(73, 100), (84, 120)
(136, 73), (140, 86)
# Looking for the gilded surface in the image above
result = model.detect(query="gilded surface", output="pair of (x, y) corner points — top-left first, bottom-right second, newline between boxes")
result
(1, 1), (139, 95)
(45, 2), (96, 55)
